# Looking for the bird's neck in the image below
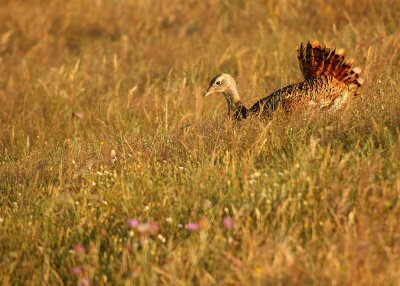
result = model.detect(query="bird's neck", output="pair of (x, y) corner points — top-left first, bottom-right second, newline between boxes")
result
(224, 89), (242, 114)
(224, 89), (248, 120)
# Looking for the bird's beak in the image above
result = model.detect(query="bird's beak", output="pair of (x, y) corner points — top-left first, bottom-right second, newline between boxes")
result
(203, 89), (212, 97)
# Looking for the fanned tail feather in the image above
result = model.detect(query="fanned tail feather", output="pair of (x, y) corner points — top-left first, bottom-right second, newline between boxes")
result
(297, 40), (364, 90)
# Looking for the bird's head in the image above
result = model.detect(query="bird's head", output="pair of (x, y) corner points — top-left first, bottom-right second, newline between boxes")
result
(203, 74), (240, 104)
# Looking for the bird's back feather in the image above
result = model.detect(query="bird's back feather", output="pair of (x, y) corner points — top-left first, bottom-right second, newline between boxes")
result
(297, 41), (364, 89)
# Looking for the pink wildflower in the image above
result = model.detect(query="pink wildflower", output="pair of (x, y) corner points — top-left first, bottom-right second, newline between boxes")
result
(223, 217), (233, 229)
(149, 222), (158, 234)
(71, 267), (83, 276)
(80, 277), (89, 286)
(185, 223), (200, 232)
(127, 218), (139, 228)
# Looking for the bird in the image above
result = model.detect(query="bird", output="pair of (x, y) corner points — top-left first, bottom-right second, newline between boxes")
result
(203, 41), (364, 120)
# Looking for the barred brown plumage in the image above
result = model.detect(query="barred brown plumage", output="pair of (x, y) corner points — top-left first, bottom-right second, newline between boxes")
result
(203, 41), (364, 120)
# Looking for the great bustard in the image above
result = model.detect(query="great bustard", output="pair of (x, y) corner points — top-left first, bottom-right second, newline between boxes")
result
(203, 41), (364, 120)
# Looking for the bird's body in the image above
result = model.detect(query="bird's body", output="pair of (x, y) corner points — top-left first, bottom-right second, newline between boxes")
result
(204, 41), (364, 120)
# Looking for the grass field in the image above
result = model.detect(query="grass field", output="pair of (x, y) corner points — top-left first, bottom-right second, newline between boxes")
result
(1, 0), (400, 285)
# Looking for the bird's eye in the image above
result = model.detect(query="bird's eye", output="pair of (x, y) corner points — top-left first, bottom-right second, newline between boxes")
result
(216, 81), (221, 86)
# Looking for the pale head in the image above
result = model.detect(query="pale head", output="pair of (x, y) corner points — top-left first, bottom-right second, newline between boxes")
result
(203, 73), (241, 105)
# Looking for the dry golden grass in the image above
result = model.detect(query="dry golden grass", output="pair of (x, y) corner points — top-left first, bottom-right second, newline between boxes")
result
(1, 0), (400, 285)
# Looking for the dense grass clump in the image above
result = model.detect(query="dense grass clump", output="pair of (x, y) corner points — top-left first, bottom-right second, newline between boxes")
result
(0, 0), (399, 284)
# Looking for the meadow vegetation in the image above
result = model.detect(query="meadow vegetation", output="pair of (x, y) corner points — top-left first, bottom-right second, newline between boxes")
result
(1, 0), (400, 284)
